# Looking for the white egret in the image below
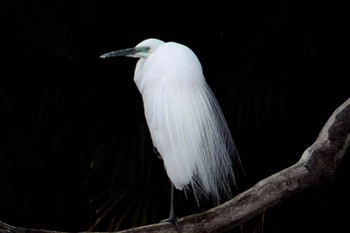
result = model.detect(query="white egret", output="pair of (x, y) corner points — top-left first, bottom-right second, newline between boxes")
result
(100, 38), (242, 223)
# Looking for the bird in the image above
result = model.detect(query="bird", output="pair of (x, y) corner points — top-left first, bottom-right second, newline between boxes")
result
(100, 38), (243, 224)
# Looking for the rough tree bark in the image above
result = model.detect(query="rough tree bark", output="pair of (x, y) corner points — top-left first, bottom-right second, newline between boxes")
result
(1, 97), (349, 233)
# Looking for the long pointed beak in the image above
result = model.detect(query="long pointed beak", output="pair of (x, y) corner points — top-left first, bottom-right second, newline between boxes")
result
(99, 48), (136, 59)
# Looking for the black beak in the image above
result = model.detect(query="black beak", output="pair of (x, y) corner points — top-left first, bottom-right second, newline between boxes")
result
(99, 48), (136, 59)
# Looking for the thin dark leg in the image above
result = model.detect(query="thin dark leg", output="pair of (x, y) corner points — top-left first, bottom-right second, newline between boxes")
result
(169, 183), (176, 221)
(155, 149), (179, 231)
(161, 183), (180, 232)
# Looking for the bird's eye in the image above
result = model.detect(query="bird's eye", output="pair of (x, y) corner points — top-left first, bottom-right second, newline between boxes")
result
(146, 46), (151, 52)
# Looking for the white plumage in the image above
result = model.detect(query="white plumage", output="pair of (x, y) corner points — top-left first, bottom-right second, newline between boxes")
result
(101, 38), (241, 205)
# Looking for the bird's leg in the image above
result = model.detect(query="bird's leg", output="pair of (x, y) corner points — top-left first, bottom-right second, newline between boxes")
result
(155, 148), (179, 231)
(161, 183), (180, 231)
(168, 182), (177, 222)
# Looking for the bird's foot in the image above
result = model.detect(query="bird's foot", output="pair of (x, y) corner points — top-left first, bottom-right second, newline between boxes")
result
(161, 217), (180, 232)
(161, 216), (177, 223)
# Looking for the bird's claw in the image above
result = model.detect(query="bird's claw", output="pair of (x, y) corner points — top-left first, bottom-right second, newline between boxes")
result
(161, 217), (180, 232)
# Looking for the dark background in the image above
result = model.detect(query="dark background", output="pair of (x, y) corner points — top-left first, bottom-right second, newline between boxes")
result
(0, 1), (348, 232)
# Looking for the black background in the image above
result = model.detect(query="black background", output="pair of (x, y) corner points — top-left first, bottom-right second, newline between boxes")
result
(0, 1), (348, 232)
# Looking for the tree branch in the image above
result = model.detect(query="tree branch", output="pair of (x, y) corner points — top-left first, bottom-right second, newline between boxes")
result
(1, 98), (350, 233)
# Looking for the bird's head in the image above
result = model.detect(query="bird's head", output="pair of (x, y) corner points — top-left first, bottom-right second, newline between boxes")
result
(100, 38), (165, 59)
